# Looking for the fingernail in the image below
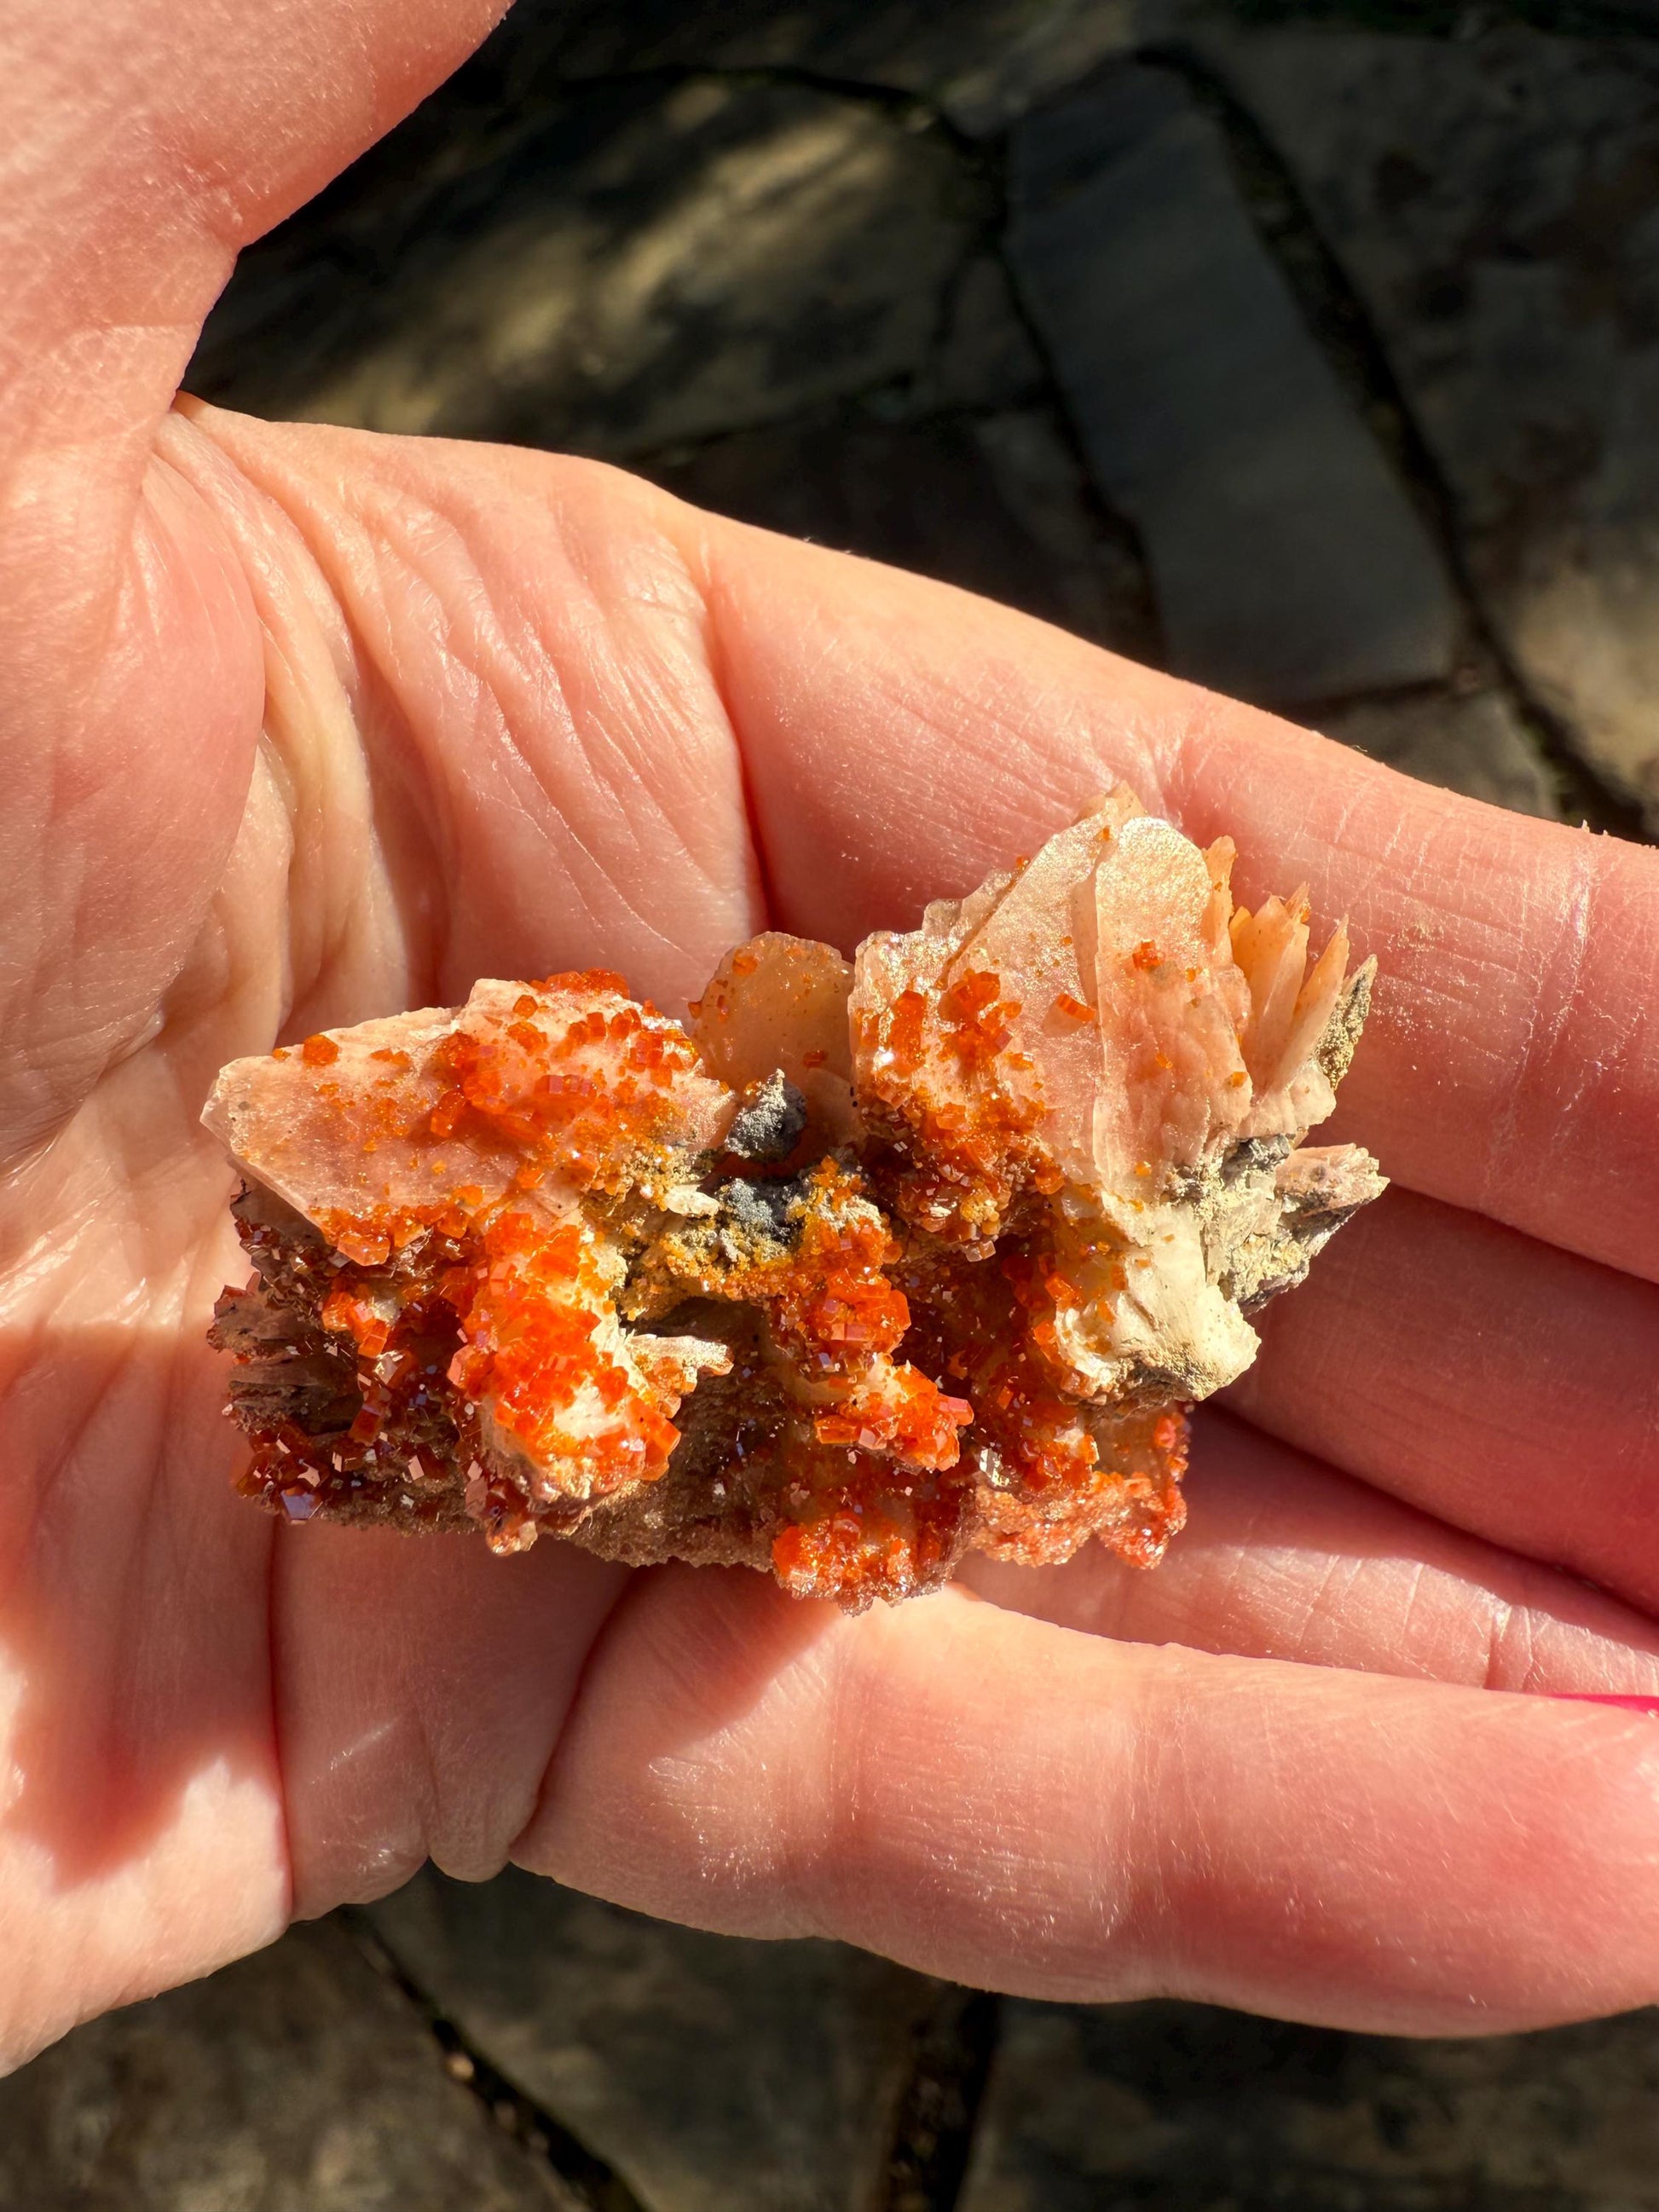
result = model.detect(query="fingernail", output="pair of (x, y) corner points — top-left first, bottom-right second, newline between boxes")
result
(1552, 1693), (1659, 1715)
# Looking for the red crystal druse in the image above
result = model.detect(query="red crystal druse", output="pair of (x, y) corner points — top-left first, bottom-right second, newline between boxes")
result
(205, 789), (1384, 1610)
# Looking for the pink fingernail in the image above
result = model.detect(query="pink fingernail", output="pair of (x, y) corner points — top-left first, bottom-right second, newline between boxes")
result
(1552, 1694), (1659, 1714)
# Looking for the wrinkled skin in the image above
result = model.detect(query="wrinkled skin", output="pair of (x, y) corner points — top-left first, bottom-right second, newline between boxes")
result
(6, 0), (1659, 2071)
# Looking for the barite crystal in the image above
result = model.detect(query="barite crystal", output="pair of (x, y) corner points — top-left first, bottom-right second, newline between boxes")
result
(205, 788), (1384, 1610)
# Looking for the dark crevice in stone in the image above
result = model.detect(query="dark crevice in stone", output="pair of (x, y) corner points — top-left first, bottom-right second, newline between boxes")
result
(973, 136), (1170, 669)
(846, 91), (1029, 424)
(1219, 0), (1659, 38)
(870, 1983), (1001, 2212)
(401, 15), (948, 124)
(549, 60), (940, 114)
(1008, 58), (1460, 703)
(426, 43), (972, 156)
(1142, 39), (1649, 839)
(859, 107), (1171, 651)
(340, 1908), (650, 2212)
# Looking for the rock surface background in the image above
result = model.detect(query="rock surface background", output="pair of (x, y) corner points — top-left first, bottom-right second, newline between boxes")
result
(7, 0), (1658, 2204)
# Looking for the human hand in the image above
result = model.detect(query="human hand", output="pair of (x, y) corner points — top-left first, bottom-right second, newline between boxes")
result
(6, 0), (1659, 2071)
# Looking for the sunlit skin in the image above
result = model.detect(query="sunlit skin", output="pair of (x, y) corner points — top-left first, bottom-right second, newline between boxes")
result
(6, 0), (1659, 2070)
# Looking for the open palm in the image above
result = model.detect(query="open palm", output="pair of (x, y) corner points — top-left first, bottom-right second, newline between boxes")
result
(7, 0), (1659, 2071)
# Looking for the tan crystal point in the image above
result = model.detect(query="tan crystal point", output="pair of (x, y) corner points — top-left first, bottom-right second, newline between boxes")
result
(205, 789), (1384, 1608)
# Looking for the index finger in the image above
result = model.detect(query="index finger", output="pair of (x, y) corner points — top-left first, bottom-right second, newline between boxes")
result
(693, 516), (1659, 1282)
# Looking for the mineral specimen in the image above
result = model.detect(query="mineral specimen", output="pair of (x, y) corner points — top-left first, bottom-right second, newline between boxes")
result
(205, 788), (1384, 1610)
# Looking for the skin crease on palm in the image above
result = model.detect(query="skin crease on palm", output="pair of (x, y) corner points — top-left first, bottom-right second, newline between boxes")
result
(6, 0), (1659, 2076)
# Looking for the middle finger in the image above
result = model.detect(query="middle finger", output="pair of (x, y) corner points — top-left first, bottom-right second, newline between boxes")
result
(1224, 1186), (1659, 1614)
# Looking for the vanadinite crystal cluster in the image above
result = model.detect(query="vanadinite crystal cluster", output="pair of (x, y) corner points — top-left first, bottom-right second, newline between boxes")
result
(205, 789), (1384, 1610)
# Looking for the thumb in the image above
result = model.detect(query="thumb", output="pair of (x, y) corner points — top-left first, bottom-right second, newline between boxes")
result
(3, 0), (506, 460)
(0, 0), (504, 1158)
